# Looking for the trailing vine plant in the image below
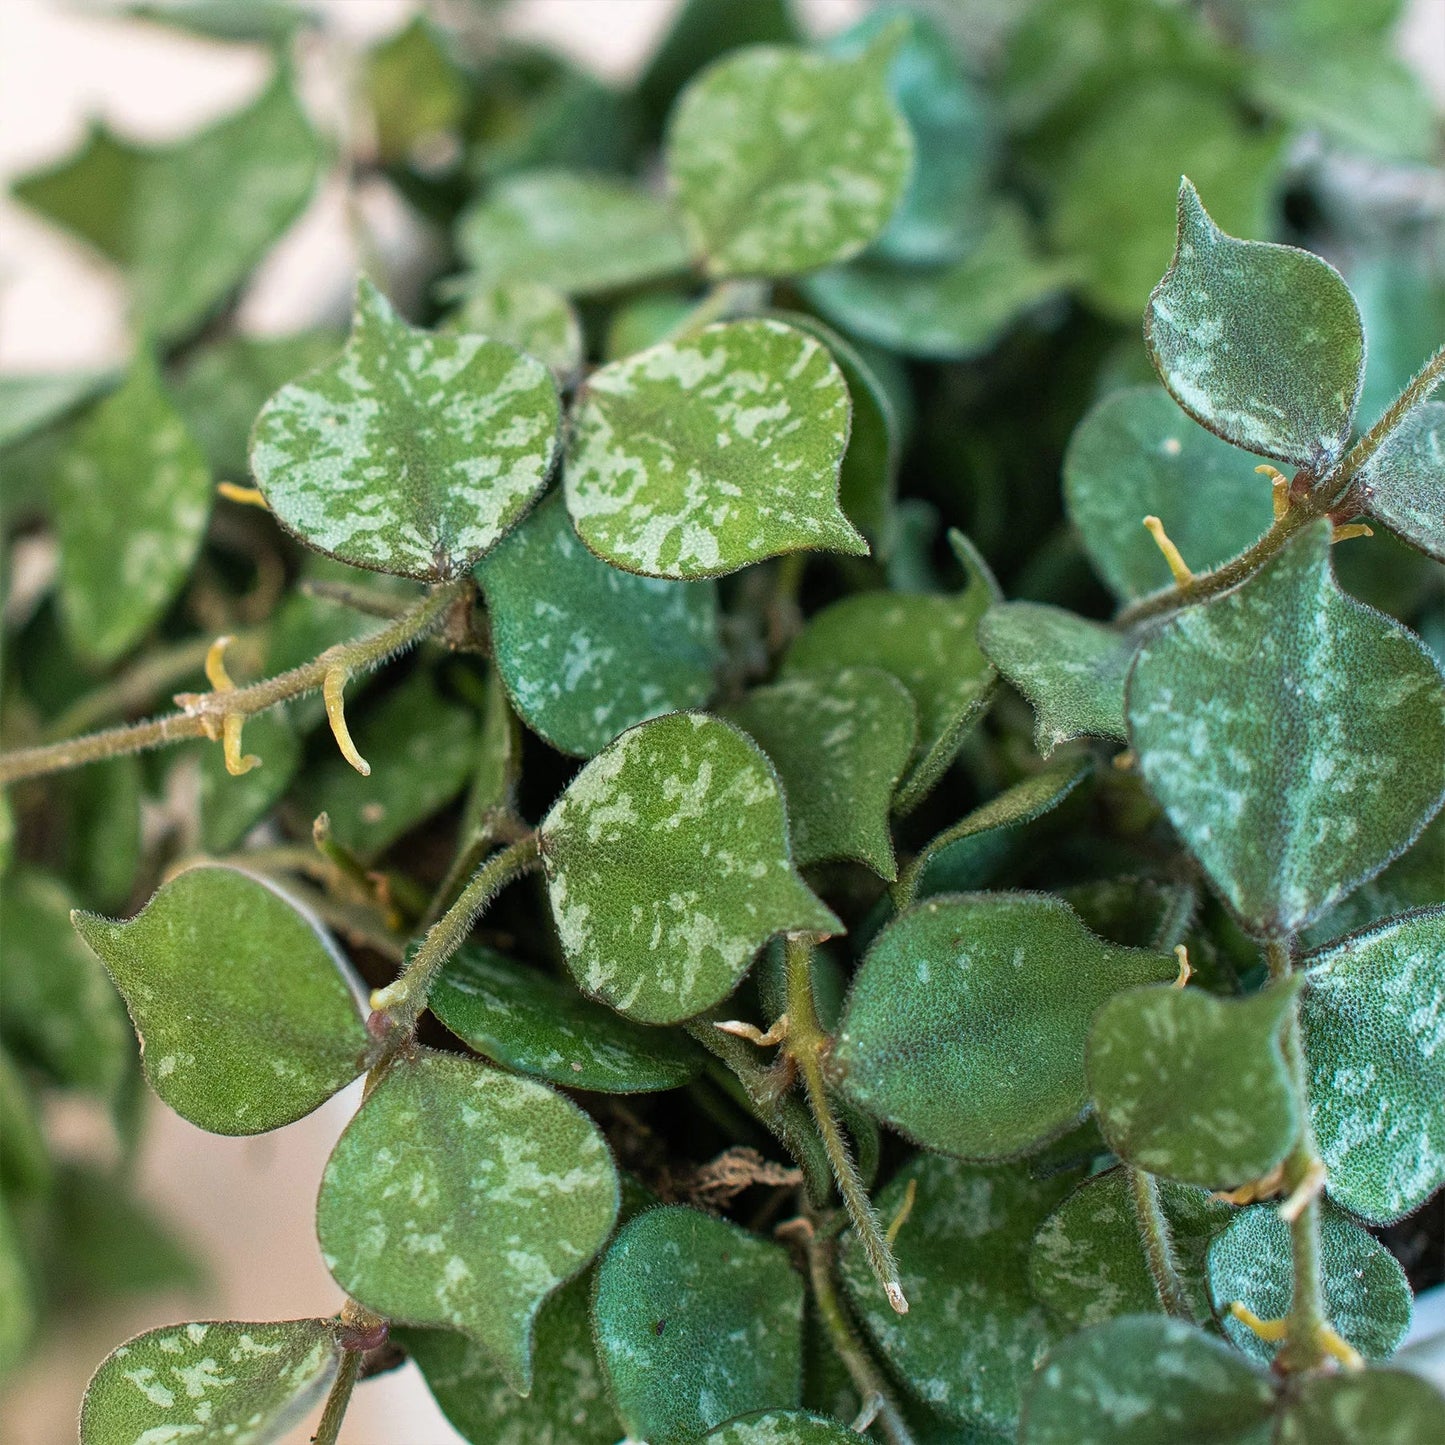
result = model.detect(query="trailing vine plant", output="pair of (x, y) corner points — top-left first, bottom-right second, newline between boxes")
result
(1, 3), (1443, 1444)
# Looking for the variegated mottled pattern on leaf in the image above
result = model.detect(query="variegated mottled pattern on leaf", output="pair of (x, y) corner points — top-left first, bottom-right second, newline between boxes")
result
(1357, 399), (1445, 563)
(1276, 1371), (1445, 1445)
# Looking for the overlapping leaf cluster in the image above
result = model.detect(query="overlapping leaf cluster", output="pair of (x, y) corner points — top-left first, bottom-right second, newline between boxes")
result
(1, 2), (1442, 1444)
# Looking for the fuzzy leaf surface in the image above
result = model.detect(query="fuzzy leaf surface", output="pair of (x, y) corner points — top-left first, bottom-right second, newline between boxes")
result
(1357, 399), (1445, 562)
(1276, 1372), (1445, 1445)
(316, 1049), (618, 1391)
(251, 280), (560, 578)
(565, 318), (865, 579)
(540, 713), (837, 1024)
(835, 893), (1175, 1159)
(1088, 980), (1300, 1188)
(593, 1206), (804, 1445)
(704, 1411), (860, 1443)
(73, 865), (368, 1134)
(1126, 522), (1445, 935)
(1145, 181), (1364, 468)
(480, 494), (719, 756)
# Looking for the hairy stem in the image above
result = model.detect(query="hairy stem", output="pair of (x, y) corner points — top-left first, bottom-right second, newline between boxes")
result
(312, 1348), (362, 1445)
(1127, 1165), (1194, 1320)
(1337, 342), (1445, 484)
(0, 580), (467, 786)
(784, 934), (906, 1314)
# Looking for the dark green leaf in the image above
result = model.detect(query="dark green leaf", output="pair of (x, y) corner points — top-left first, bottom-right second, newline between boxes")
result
(0, 1193), (36, 1378)
(199, 710), (301, 854)
(458, 666), (522, 842)
(592, 1205), (804, 1445)
(1276, 1371), (1445, 1445)
(479, 493), (719, 756)
(1126, 522), (1445, 935)
(1358, 400), (1445, 563)
(316, 1048), (618, 1391)
(704, 1411), (861, 1443)
(79, 1318), (341, 1445)
(0, 1049), (51, 1198)
(1301, 906), (1445, 1223)
(835, 893), (1175, 1159)
(565, 318), (866, 579)
(1088, 980), (1300, 1188)
(63, 755), (143, 911)
(251, 280), (561, 579)
(539, 713), (838, 1024)
(443, 278), (583, 379)
(1145, 181), (1364, 468)
(73, 865), (369, 1134)
(430, 944), (703, 1093)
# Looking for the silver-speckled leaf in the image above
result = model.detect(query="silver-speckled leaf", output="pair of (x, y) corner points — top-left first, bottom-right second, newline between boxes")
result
(1301, 907), (1445, 1223)
(55, 350), (211, 664)
(665, 36), (912, 278)
(593, 1206), (804, 1445)
(79, 1318), (341, 1445)
(539, 713), (838, 1024)
(479, 493), (719, 757)
(315, 1049), (618, 1392)
(1276, 1371), (1445, 1445)
(1126, 522), (1445, 936)
(979, 603), (1135, 754)
(442, 278), (583, 379)
(1019, 1316), (1275, 1445)
(1208, 1201), (1411, 1364)
(703, 1411), (860, 1444)
(1145, 180), (1364, 469)
(565, 318), (866, 579)
(456, 169), (691, 296)
(251, 279), (560, 578)
(1088, 980), (1300, 1189)
(72, 866), (369, 1135)
(1357, 399), (1445, 563)
(834, 893), (1176, 1160)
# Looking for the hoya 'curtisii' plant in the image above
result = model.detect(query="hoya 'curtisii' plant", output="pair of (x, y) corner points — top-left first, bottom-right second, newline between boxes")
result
(1, 2), (1443, 1443)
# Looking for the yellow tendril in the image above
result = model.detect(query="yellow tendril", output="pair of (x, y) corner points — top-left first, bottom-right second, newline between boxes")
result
(1255, 464), (1292, 521)
(1320, 1326), (1365, 1370)
(1172, 944), (1192, 988)
(885, 1177), (917, 1246)
(1111, 749), (1136, 771)
(1210, 1161), (1287, 1206)
(217, 482), (268, 509)
(203, 636), (260, 776)
(1142, 515), (1193, 586)
(714, 1017), (789, 1047)
(323, 666), (370, 776)
(1229, 1302), (1289, 1342)
(1331, 522), (1373, 544)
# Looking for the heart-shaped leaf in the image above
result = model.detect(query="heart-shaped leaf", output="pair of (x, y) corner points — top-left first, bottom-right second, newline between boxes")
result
(400, 1273), (620, 1445)
(593, 1205), (804, 1445)
(665, 36), (912, 278)
(79, 1318), (341, 1445)
(1300, 906), (1445, 1223)
(1063, 386), (1273, 604)
(1276, 1371), (1445, 1445)
(429, 944), (703, 1093)
(841, 1152), (1080, 1433)
(1208, 1201), (1411, 1363)
(457, 169), (691, 296)
(73, 865), (369, 1135)
(316, 1048), (618, 1391)
(724, 667), (917, 878)
(539, 713), (838, 1024)
(443, 278), (583, 379)
(1029, 1165), (1231, 1330)
(1145, 180), (1365, 469)
(564, 318), (866, 579)
(1357, 400), (1445, 563)
(1127, 522), (1445, 936)
(784, 530), (998, 808)
(834, 893), (1176, 1159)
(479, 493), (720, 757)
(251, 279), (561, 579)
(55, 350), (212, 665)
(704, 1411), (860, 1444)
(979, 603), (1135, 754)
(1088, 980), (1300, 1188)
(1019, 1316), (1275, 1445)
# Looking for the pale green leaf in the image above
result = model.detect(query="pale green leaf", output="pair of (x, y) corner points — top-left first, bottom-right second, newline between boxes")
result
(56, 350), (211, 664)
(1276, 1371), (1445, 1445)
(704, 1411), (860, 1443)
(430, 944), (703, 1093)
(1087, 980), (1300, 1188)
(457, 169), (691, 295)
(1126, 522), (1445, 935)
(79, 1318), (341, 1445)
(73, 865), (369, 1135)
(251, 279), (561, 579)
(835, 893), (1175, 1159)
(479, 493), (719, 757)
(443, 278), (584, 379)
(592, 1205), (804, 1445)
(0, 369), (111, 451)
(1209, 1201), (1411, 1363)
(1358, 400), (1445, 563)
(539, 713), (838, 1024)
(364, 16), (466, 165)
(1063, 386), (1274, 604)
(1145, 180), (1364, 468)
(316, 1048), (618, 1391)
(565, 318), (866, 579)
(0, 1193), (36, 1379)
(665, 36), (912, 278)
(841, 1152), (1079, 1433)
(1301, 906), (1445, 1223)
(724, 667), (917, 878)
